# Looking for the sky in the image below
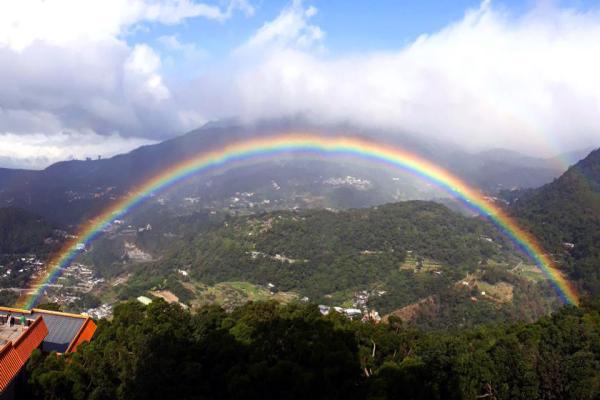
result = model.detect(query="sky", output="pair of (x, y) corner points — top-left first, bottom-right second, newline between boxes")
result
(0, 0), (599, 169)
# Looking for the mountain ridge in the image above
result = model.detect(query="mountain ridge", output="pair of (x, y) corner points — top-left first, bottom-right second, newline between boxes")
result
(0, 121), (578, 225)
(510, 148), (600, 296)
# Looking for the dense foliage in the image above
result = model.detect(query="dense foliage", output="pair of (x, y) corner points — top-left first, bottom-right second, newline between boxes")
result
(510, 148), (600, 296)
(113, 201), (558, 327)
(139, 201), (506, 298)
(0, 207), (56, 254)
(24, 299), (600, 400)
(0, 207), (63, 292)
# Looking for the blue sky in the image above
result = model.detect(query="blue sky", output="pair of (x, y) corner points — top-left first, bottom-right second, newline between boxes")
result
(0, 0), (599, 168)
(129, 1), (575, 63)
(133, 1), (513, 70)
(126, 0), (597, 80)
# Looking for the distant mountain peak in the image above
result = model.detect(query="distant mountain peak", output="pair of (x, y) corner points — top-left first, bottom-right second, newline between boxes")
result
(558, 147), (600, 191)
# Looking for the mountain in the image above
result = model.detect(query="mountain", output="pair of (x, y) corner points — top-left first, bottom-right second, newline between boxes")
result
(0, 207), (57, 254)
(0, 207), (65, 305)
(510, 148), (600, 296)
(549, 146), (598, 168)
(0, 120), (572, 226)
(77, 200), (563, 329)
(450, 147), (566, 191)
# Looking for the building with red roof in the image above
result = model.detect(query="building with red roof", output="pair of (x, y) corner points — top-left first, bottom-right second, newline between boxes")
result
(0, 307), (96, 399)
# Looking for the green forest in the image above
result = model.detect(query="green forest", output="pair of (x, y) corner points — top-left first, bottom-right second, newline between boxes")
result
(0, 207), (62, 301)
(24, 299), (600, 400)
(0, 207), (57, 254)
(6, 147), (600, 400)
(510, 148), (600, 296)
(109, 201), (560, 328)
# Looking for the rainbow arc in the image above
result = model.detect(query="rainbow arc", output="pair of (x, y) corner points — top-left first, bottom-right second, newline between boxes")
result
(17, 134), (579, 308)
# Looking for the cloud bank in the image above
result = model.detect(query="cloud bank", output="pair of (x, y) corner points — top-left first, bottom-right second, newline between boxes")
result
(1, 0), (599, 168)
(205, 0), (600, 154)
(0, 131), (156, 169)
(0, 0), (252, 168)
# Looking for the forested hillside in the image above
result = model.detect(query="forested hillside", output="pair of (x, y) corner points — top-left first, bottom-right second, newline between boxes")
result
(24, 299), (600, 400)
(0, 207), (63, 305)
(0, 207), (56, 254)
(511, 148), (600, 296)
(107, 201), (561, 329)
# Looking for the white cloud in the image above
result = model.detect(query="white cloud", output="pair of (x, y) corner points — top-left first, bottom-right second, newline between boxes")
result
(158, 35), (185, 50)
(137, 0), (254, 24)
(0, 0), (254, 168)
(0, 39), (185, 138)
(0, 0), (254, 51)
(2, 0), (600, 169)
(0, 131), (156, 169)
(125, 44), (170, 101)
(197, 1), (600, 155)
(126, 44), (162, 75)
(241, 0), (324, 52)
(158, 34), (208, 69)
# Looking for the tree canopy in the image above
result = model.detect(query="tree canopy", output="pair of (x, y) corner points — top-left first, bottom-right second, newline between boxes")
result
(24, 299), (600, 400)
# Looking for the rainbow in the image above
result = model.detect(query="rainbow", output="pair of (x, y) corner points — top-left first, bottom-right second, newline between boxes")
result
(17, 134), (579, 308)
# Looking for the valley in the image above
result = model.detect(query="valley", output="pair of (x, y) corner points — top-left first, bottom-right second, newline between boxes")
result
(0, 130), (596, 400)
(1, 196), (565, 330)
(2, 141), (597, 333)
(3, 2), (600, 397)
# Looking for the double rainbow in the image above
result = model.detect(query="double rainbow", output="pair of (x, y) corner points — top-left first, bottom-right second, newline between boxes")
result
(17, 134), (579, 308)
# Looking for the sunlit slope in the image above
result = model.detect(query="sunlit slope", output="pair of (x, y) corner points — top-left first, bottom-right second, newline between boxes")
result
(103, 201), (561, 328)
(511, 148), (600, 296)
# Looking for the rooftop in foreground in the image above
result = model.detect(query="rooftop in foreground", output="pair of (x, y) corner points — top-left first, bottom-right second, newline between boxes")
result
(0, 307), (96, 354)
(0, 306), (97, 395)
(0, 315), (49, 393)
(0, 314), (39, 348)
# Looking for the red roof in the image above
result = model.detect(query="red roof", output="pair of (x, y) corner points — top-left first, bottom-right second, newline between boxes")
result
(13, 317), (49, 361)
(0, 316), (48, 392)
(0, 343), (23, 392)
(66, 318), (97, 353)
(0, 307), (97, 355)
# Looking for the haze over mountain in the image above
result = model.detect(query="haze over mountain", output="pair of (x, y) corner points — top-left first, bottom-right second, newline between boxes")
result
(2, 1), (600, 169)
(0, 119), (584, 226)
(2, 1), (600, 398)
(2, 134), (593, 319)
(2, 132), (596, 333)
(508, 148), (600, 297)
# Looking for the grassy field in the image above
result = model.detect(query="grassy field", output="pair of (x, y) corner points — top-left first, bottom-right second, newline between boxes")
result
(191, 281), (298, 310)
(400, 253), (444, 273)
(322, 288), (356, 308)
(510, 263), (547, 282)
(475, 280), (514, 303)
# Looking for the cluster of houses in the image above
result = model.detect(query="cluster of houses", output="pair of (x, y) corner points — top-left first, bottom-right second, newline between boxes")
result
(64, 186), (117, 202)
(227, 191), (275, 212)
(33, 262), (104, 309)
(318, 305), (381, 322)
(317, 289), (385, 323)
(319, 305), (362, 318)
(58, 263), (100, 292)
(84, 303), (112, 320)
(323, 175), (372, 190)
(0, 256), (44, 282)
